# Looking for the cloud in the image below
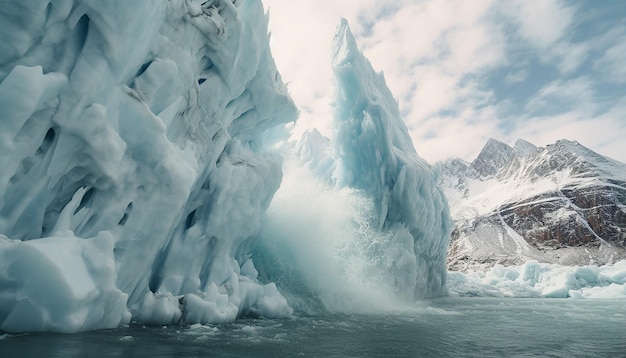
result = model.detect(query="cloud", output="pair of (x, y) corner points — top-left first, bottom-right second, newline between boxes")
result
(411, 104), (504, 162)
(501, 0), (591, 74)
(347, 0), (508, 162)
(508, 112), (626, 162)
(524, 77), (596, 115)
(504, 0), (574, 49)
(262, 0), (626, 164)
(504, 70), (527, 84)
(594, 40), (626, 84)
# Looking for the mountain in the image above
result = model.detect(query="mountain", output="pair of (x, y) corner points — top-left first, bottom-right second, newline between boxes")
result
(439, 138), (626, 272)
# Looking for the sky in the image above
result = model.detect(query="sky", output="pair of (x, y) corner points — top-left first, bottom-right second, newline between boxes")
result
(260, 0), (626, 164)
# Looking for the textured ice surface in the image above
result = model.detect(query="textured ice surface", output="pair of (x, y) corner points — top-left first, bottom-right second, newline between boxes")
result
(331, 19), (452, 299)
(0, 0), (296, 333)
(448, 260), (626, 299)
(0, 230), (127, 333)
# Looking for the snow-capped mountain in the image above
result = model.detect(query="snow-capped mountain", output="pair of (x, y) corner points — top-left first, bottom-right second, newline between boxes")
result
(439, 138), (626, 272)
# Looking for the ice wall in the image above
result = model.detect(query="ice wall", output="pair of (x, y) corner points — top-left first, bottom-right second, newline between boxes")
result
(326, 19), (452, 299)
(0, 0), (296, 333)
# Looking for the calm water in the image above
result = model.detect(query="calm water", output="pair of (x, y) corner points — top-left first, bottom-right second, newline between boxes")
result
(1, 298), (624, 357)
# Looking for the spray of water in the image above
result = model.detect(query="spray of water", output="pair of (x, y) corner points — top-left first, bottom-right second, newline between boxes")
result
(253, 159), (411, 314)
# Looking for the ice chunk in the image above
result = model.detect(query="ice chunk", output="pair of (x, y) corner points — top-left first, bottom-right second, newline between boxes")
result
(0, 232), (128, 333)
(253, 20), (452, 312)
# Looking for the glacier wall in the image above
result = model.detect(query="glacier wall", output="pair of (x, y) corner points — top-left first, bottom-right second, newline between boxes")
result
(0, 0), (296, 333)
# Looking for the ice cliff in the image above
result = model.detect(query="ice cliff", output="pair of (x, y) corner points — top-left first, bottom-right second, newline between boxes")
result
(0, 0), (296, 333)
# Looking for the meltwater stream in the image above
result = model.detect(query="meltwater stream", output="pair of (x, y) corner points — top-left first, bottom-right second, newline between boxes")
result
(1, 298), (624, 357)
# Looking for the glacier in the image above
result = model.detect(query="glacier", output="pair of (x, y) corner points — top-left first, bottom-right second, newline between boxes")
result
(0, 0), (458, 331)
(0, 0), (453, 333)
(0, 0), (297, 333)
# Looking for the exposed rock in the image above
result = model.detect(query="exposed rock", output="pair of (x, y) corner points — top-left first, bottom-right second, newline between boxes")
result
(439, 139), (626, 272)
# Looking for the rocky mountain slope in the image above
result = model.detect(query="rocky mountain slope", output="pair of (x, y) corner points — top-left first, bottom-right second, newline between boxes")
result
(439, 139), (626, 272)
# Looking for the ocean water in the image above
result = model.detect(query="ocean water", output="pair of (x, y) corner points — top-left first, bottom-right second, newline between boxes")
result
(1, 297), (624, 357)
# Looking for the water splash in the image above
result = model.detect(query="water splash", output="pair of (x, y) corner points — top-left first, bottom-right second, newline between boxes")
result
(253, 160), (411, 314)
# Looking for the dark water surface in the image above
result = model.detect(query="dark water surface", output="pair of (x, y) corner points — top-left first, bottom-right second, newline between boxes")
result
(1, 298), (624, 357)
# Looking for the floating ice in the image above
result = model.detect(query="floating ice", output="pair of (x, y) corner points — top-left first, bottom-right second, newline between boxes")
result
(0, 0), (296, 333)
(447, 260), (626, 299)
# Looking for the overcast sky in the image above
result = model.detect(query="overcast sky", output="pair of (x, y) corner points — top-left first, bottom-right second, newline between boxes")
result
(261, 0), (626, 164)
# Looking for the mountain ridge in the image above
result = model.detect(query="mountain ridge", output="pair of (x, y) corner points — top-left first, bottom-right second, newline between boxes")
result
(439, 138), (626, 272)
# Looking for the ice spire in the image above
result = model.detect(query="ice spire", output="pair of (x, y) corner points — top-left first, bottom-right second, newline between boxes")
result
(331, 19), (453, 298)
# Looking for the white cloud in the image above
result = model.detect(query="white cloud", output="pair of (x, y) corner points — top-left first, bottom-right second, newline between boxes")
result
(504, 0), (574, 49)
(504, 70), (527, 84)
(525, 77), (596, 115)
(508, 112), (626, 162)
(508, 91), (626, 164)
(410, 104), (504, 162)
(262, 0), (626, 164)
(502, 0), (591, 74)
(594, 40), (626, 84)
(343, 0), (507, 163)
(551, 42), (591, 74)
